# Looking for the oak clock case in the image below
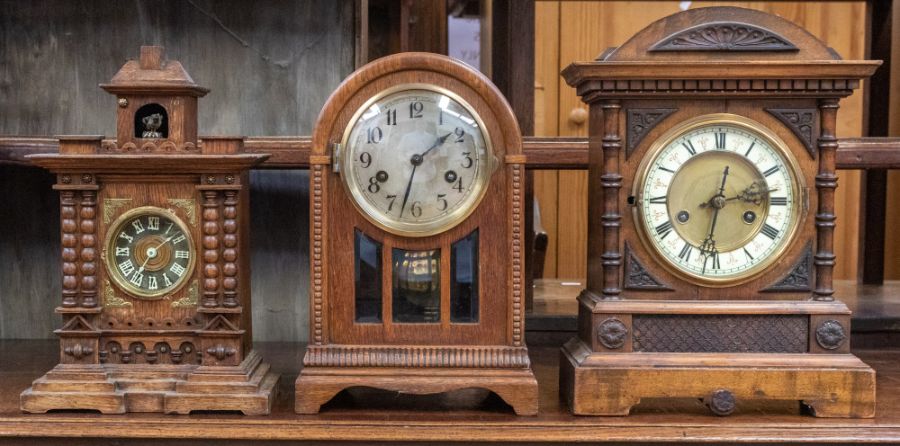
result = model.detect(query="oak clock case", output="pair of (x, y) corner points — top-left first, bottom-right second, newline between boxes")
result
(560, 7), (879, 418)
(21, 46), (277, 415)
(296, 52), (538, 416)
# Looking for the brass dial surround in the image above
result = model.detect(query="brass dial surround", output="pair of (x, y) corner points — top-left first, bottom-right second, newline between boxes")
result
(633, 113), (804, 286)
(103, 206), (196, 299)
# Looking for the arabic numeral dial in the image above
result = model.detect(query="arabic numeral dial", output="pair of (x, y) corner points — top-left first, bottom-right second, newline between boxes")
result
(343, 87), (493, 236)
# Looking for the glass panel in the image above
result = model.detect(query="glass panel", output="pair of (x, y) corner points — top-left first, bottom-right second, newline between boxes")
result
(392, 248), (441, 323)
(354, 230), (382, 323)
(451, 230), (479, 322)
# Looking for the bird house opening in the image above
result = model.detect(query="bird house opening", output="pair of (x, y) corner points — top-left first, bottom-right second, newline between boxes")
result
(134, 103), (169, 139)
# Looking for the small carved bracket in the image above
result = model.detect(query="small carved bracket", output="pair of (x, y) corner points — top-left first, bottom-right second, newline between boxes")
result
(762, 242), (813, 292)
(167, 198), (197, 225)
(171, 280), (199, 308)
(103, 280), (133, 308)
(103, 198), (133, 224)
(626, 108), (677, 158)
(623, 243), (672, 290)
(766, 108), (817, 158)
(649, 22), (798, 52)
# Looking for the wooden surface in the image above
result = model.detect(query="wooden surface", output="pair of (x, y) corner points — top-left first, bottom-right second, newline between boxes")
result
(532, 1), (881, 282)
(2, 340), (900, 443)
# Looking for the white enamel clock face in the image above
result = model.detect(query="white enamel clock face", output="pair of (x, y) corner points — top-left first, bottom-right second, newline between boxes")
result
(341, 85), (492, 236)
(636, 114), (802, 284)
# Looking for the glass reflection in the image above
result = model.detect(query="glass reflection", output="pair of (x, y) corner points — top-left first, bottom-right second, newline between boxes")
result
(392, 248), (441, 323)
(354, 230), (382, 323)
(451, 230), (478, 322)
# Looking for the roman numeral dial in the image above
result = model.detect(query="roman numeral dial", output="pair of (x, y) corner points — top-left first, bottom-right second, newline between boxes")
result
(637, 116), (801, 283)
(105, 206), (195, 299)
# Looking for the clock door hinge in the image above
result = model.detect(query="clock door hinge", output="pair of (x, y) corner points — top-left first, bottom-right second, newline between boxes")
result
(331, 142), (342, 173)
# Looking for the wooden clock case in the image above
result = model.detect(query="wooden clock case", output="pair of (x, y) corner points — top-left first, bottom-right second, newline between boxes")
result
(21, 46), (277, 415)
(295, 53), (538, 415)
(560, 8), (879, 417)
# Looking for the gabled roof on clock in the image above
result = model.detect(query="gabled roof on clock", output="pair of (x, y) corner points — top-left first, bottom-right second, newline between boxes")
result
(562, 7), (880, 94)
(100, 46), (209, 97)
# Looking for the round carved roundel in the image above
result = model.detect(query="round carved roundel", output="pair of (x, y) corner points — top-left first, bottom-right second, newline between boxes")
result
(597, 318), (628, 349)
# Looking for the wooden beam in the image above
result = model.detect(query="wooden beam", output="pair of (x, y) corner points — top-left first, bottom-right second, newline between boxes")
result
(3, 136), (900, 170)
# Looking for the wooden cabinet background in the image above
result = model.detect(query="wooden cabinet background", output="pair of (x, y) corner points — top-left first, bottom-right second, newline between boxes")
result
(534, 0), (900, 281)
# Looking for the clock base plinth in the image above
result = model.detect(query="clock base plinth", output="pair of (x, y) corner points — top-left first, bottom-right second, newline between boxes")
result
(560, 337), (876, 418)
(295, 366), (539, 415)
(20, 350), (278, 415)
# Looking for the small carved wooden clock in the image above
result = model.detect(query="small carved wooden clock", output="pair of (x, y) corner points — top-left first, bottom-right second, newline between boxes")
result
(560, 7), (879, 417)
(21, 46), (277, 415)
(295, 52), (538, 415)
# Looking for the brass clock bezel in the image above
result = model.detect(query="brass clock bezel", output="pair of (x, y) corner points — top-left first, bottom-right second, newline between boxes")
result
(633, 113), (805, 287)
(338, 83), (496, 238)
(103, 205), (196, 300)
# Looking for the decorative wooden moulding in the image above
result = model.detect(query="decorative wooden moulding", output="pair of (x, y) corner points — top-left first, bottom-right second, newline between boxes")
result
(560, 7), (878, 418)
(20, 46), (277, 415)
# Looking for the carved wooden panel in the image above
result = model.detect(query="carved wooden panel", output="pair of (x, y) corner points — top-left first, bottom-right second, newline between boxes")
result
(766, 108), (817, 158)
(649, 22), (798, 52)
(632, 314), (809, 353)
(626, 108), (677, 158)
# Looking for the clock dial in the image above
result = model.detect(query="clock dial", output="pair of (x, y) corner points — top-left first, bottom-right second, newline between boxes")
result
(341, 86), (492, 236)
(105, 206), (195, 299)
(636, 115), (802, 284)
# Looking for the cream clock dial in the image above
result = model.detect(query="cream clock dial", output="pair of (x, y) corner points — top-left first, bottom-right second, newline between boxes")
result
(341, 85), (492, 237)
(636, 114), (802, 284)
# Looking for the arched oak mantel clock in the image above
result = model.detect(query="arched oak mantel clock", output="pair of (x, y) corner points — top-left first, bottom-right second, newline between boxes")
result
(295, 52), (538, 415)
(21, 46), (277, 415)
(560, 7), (879, 417)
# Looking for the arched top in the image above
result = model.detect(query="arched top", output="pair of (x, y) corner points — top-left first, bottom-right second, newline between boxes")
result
(312, 52), (522, 157)
(604, 7), (837, 62)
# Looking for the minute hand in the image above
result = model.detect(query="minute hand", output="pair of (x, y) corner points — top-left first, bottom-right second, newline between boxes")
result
(398, 133), (452, 218)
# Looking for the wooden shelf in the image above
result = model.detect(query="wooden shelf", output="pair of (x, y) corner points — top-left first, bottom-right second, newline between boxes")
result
(2, 340), (900, 443)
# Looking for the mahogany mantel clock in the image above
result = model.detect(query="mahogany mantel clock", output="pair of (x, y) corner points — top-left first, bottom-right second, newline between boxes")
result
(295, 52), (538, 415)
(21, 46), (277, 415)
(560, 7), (879, 417)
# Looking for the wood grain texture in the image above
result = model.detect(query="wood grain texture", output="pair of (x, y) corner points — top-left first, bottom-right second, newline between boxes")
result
(297, 53), (537, 415)
(0, 0), (354, 341)
(3, 340), (900, 443)
(562, 5), (876, 417)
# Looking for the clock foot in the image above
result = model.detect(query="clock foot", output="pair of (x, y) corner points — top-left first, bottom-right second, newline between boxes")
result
(561, 337), (876, 418)
(20, 351), (278, 415)
(295, 366), (539, 415)
(20, 365), (126, 414)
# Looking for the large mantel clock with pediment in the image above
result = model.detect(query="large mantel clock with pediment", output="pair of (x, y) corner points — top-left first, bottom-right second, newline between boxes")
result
(21, 46), (277, 415)
(560, 7), (879, 417)
(295, 52), (538, 415)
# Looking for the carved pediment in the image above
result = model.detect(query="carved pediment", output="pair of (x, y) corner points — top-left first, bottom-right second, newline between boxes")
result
(650, 22), (798, 52)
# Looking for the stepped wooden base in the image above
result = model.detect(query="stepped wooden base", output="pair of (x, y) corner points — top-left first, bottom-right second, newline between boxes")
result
(20, 350), (278, 415)
(296, 366), (539, 415)
(560, 338), (876, 417)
